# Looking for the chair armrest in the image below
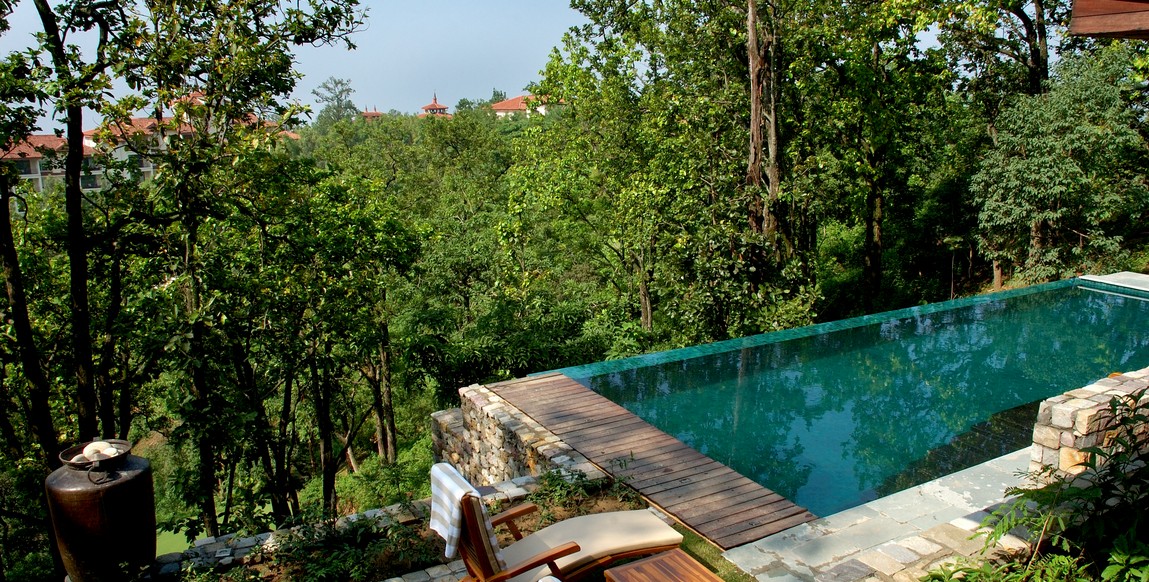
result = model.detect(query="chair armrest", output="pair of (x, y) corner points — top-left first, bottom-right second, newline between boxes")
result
(490, 502), (538, 540)
(490, 541), (581, 582)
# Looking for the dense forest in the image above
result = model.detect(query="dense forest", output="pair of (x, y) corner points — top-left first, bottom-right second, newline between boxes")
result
(0, 0), (1147, 579)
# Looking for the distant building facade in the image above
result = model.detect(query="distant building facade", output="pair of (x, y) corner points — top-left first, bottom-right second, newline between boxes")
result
(419, 94), (452, 119)
(3, 134), (101, 192)
(490, 95), (553, 118)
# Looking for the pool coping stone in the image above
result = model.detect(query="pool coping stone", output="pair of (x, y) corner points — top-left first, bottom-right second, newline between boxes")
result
(722, 447), (1031, 581)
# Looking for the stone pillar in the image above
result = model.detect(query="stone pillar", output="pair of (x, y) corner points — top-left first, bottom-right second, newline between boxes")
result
(430, 383), (604, 486)
(1030, 368), (1149, 479)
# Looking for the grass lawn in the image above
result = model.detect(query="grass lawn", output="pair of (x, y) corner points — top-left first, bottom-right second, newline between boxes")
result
(676, 525), (757, 582)
(156, 529), (192, 556)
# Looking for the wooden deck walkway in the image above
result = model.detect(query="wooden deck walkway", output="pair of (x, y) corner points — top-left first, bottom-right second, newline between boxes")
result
(488, 373), (816, 550)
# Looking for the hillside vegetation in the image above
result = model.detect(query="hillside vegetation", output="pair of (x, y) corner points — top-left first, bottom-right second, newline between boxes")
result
(1, 1), (1147, 580)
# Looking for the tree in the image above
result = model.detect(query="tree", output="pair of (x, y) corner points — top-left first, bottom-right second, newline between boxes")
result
(971, 43), (1149, 283)
(2, 0), (364, 551)
(312, 77), (360, 127)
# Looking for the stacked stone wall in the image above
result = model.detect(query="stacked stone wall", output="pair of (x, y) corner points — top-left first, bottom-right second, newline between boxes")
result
(431, 383), (604, 486)
(1031, 367), (1149, 478)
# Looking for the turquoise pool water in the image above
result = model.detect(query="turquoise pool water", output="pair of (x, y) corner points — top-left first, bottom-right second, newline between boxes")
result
(557, 279), (1149, 516)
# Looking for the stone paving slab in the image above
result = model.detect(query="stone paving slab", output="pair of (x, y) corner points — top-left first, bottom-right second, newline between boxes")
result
(1081, 271), (1149, 292)
(723, 448), (1031, 581)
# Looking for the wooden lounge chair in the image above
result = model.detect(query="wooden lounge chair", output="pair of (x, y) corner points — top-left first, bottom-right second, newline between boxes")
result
(430, 463), (683, 582)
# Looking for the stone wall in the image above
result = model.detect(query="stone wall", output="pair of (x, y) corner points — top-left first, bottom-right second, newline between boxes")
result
(1031, 367), (1149, 478)
(431, 383), (604, 486)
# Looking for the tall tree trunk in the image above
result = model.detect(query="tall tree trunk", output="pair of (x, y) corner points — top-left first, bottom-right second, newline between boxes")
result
(0, 176), (59, 466)
(637, 259), (653, 332)
(64, 105), (97, 442)
(182, 212), (218, 537)
(97, 247), (123, 438)
(309, 353), (337, 516)
(379, 336), (397, 464)
(862, 169), (884, 313)
(365, 337), (397, 463)
(1028, 220), (1044, 274)
(746, 0), (789, 255)
(747, 0), (766, 195)
(1012, 0), (1049, 95)
(230, 339), (290, 521)
(192, 321), (219, 537)
(32, 0), (98, 441)
(272, 361), (298, 523)
(368, 293), (398, 463)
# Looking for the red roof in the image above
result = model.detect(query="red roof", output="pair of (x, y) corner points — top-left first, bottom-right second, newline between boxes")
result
(421, 94), (449, 113)
(85, 116), (188, 140)
(491, 95), (531, 112)
(361, 109), (383, 120)
(2, 134), (94, 160)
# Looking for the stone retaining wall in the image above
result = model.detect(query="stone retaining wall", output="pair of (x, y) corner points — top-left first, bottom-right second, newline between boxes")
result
(1031, 366), (1149, 478)
(431, 383), (604, 486)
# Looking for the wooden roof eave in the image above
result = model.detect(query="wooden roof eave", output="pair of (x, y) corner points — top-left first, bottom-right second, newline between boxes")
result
(1070, 0), (1149, 38)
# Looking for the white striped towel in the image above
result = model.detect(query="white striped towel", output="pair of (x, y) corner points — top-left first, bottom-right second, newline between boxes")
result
(430, 462), (479, 559)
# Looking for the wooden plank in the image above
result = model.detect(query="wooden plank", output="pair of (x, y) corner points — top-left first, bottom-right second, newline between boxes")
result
(671, 486), (782, 521)
(500, 382), (598, 406)
(709, 509), (817, 547)
(1071, 13), (1149, 36)
(604, 548), (722, 582)
(490, 373), (815, 550)
(487, 373), (565, 390)
(690, 499), (808, 531)
(606, 447), (718, 477)
(559, 416), (657, 443)
(641, 467), (747, 497)
(1070, 0), (1149, 37)
(709, 516), (813, 548)
(568, 431), (676, 460)
(546, 408), (641, 432)
(571, 428), (685, 456)
(1072, 0), (1149, 18)
(623, 457), (724, 489)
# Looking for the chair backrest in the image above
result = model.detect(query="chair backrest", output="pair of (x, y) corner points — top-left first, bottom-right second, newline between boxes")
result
(458, 493), (507, 581)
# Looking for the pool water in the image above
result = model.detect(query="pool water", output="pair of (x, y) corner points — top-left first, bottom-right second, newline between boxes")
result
(559, 280), (1149, 516)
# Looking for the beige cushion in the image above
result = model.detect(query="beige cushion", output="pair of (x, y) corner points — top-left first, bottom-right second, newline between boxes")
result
(500, 510), (683, 582)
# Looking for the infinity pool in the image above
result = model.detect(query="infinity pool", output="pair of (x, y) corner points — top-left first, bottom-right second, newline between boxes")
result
(557, 279), (1149, 516)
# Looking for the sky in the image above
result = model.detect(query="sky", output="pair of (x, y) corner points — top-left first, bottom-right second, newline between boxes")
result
(0, 0), (586, 129)
(294, 0), (586, 115)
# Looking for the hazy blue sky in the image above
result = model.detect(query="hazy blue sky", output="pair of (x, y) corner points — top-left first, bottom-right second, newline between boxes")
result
(295, 0), (586, 115)
(0, 0), (585, 127)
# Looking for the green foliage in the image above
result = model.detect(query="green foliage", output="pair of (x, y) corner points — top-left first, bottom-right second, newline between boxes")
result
(334, 436), (434, 513)
(3, 0), (1149, 575)
(972, 44), (1149, 283)
(528, 468), (596, 513)
(930, 389), (1149, 580)
(271, 517), (442, 582)
(922, 554), (1093, 581)
(0, 456), (53, 581)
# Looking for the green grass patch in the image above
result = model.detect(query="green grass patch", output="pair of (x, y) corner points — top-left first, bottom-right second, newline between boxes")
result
(156, 529), (190, 556)
(675, 525), (756, 582)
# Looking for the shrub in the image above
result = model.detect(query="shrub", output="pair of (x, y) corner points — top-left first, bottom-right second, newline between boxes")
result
(928, 389), (1149, 580)
(269, 516), (443, 582)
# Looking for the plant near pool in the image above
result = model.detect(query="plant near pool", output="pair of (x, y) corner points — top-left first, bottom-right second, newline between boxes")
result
(928, 389), (1149, 580)
(268, 515), (443, 582)
(528, 468), (595, 513)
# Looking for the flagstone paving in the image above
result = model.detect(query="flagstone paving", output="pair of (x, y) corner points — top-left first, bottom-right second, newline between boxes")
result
(392, 448), (1032, 581)
(721, 448), (1032, 581)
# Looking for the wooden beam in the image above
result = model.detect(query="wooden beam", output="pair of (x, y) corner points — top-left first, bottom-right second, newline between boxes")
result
(1071, 0), (1149, 37)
